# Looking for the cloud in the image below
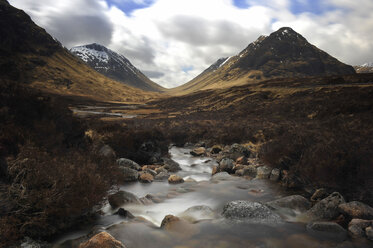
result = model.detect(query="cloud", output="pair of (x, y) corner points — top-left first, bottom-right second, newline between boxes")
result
(8, 0), (373, 88)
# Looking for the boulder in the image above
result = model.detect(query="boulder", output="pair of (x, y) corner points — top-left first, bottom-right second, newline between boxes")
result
(303, 192), (345, 221)
(211, 145), (222, 154)
(236, 156), (248, 165)
(139, 173), (154, 183)
(154, 171), (170, 181)
(179, 205), (216, 222)
(366, 226), (373, 240)
(348, 219), (372, 238)
(168, 175), (184, 184)
(190, 147), (206, 156)
(211, 172), (233, 181)
(108, 191), (140, 208)
(266, 195), (312, 212)
(163, 158), (181, 172)
(241, 165), (257, 178)
(338, 201), (373, 219)
(311, 188), (328, 202)
(117, 158), (141, 171)
(306, 222), (347, 241)
(222, 201), (282, 224)
(160, 215), (181, 230)
(223, 144), (251, 161)
(256, 166), (272, 179)
(118, 167), (139, 182)
(115, 208), (135, 219)
(218, 158), (235, 174)
(98, 145), (116, 158)
(79, 232), (125, 248)
(142, 168), (157, 177)
(269, 168), (280, 181)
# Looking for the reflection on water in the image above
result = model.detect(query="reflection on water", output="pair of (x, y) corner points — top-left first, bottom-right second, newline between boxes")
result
(53, 146), (373, 248)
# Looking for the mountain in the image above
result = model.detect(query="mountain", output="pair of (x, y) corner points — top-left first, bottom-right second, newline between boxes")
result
(172, 27), (355, 94)
(354, 62), (373, 73)
(0, 0), (156, 102)
(70, 44), (164, 92)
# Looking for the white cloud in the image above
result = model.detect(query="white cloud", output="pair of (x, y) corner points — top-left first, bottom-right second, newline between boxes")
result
(8, 0), (373, 88)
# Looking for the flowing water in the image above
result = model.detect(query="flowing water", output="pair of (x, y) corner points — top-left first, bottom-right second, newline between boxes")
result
(54, 147), (372, 248)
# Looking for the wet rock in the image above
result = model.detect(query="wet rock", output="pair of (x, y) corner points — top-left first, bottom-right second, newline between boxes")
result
(211, 145), (222, 154)
(236, 156), (248, 165)
(233, 164), (245, 172)
(180, 205), (216, 222)
(139, 173), (154, 183)
(161, 215), (181, 229)
(366, 226), (373, 240)
(256, 166), (272, 179)
(223, 143), (251, 161)
(118, 167), (139, 182)
(160, 214), (198, 237)
(211, 166), (218, 175)
(98, 145), (116, 158)
(144, 193), (162, 203)
(302, 192), (345, 221)
(142, 168), (157, 177)
(79, 232), (125, 248)
(269, 168), (280, 181)
(154, 171), (170, 181)
(266, 195), (311, 212)
(163, 158), (181, 172)
(217, 158), (235, 174)
(117, 158), (141, 171)
(306, 222), (347, 241)
(115, 208), (135, 219)
(311, 188), (328, 202)
(168, 174), (184, 184)
(222, 201), (282, 224)
(108, 191), (140, 208)
(155, 166), (168, 174)
(241, 165), (257, 178)
(190, 147), (206, 156)
(339, 201), (373, 219)
(348, 219), (372, 238)
(211, 172), (233, 181)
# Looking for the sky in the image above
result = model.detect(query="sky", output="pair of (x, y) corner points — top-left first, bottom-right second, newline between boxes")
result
(8, 0), (373, 88)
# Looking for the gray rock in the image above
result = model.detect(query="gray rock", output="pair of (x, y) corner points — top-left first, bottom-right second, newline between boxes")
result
(116, 208), (135, 219)
(108, 191), (140, 208)
(269, 168), (280, 181)
(218, 158), (235, 173)
(223, 143), (251, 161)
(154, 171), (170, 181)
(222, 201), (282, 224)
(119, 166), (139, 182)
(256, 166), (272, 179)
(163, 158), (181, 172)
(241, 165), (257, 178)
(306, 222), (347, 241)
(143, 168), (157, 176)
(117, 158), (141, 171)
(180, 205), (216, 222)
(303, 192), (345, 221)
(366, 226), (373, 240)
(266, 195), (312, 212)
(211, 172), (233, 181)
(339, 201), (373, 219)
(348, 219), (372, 238)
(99, 145), (116, 158)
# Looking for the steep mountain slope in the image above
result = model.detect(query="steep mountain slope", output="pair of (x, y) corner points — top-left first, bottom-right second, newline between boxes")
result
(70, 44), (164, 92)
(354, 62), (373, 73)
(172, 27), (355, 94)
(0, 0), (156, 102)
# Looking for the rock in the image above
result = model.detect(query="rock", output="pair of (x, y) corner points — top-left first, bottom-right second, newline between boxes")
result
(142, 164), (161, 171)
(108, 191), (140, 208)
(155, 166), (168, 174)
(303, 192), (345, 221)
(233, 164), (245, 171)
(144, 194), (162, 203)
(160, 214), (198, 237)
(241, 165), (257, 178)
(179, 205), (216, 222)
(154, 171), (170, 181)
(142, 168), (157, 176)
(163, 158), (181, 172)
(222, 201), (282, 224)
(211, 172), (233, 181)
(338, 201), (373, 219)
(223, 143), (251, 161)
(98, 145), (116, 158)
(256, 166), (272, 179)
(266, 195), (312, 212)
(139, 173), (153, 183)
(280, 171), (303, 189)
(235, 169), (244, 176)
(117, 158), (141, 171)
(348, 219), (372, 238)
(366, 226), (373, 240)
(115, 208), (135, 219)
(236, 156), (248, 165)
(161, 215), (181, 229)
(211, 145), (222, 154)
(211, 166), (218, 175)
(311, 188), (328, 202)
(190, 147), (206, 156)
(168, 175), (184, 184)
(118, 167), (139, 182)
(218, 158), (235, 173)
(79, 232), (125, 248)
(269, 168), (280, 181)
(306, 222), (347, 241)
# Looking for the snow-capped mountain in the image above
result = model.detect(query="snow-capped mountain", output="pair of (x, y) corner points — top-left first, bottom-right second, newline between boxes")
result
(70, 43), (164, 92)
(354, 62), (373, 73)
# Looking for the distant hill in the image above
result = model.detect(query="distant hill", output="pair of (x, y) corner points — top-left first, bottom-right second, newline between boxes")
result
(354, 62), (373, 73)
(172, 27), (355, 94)
(0, 0), (156, 102)
(70, 43), (164, 92)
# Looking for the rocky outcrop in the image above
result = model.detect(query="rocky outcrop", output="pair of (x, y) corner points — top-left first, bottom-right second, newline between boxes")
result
(79, 232), (126, 248)
(108, 191), (140, 208)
